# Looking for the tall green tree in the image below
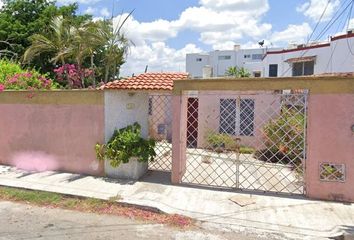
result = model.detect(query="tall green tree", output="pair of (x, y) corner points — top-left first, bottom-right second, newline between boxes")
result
(95, 12), (133, 83)
(23, 16), (74, 86)
(0, 0), (90, 73)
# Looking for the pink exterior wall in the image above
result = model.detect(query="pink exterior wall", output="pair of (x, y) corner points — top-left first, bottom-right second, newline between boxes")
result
(197, 91), (281, 150)
(0, 98), (105, 176)
(306, 94), (354, 202)
(171, 94), (188, 183)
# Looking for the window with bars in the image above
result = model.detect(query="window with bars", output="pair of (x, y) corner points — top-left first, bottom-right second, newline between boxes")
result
(219, 98), (255, 136)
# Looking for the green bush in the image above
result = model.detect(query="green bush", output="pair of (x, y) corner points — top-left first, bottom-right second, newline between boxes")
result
(0, 59), (58, 90)
(205, 131), (255, 154)
(95, 123), (156, 168)
(261, 107), (305, 164)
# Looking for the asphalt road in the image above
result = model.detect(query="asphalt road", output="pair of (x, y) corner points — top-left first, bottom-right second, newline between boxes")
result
(0, 201), (283, 240)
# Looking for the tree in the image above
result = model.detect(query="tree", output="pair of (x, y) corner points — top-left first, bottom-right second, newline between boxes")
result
(23, 16), (74, 86)
(0, 0), (90, 73)
(20, 6), (133, 87)
(225, 66), (251, 78)
(95, 12), (133, 83)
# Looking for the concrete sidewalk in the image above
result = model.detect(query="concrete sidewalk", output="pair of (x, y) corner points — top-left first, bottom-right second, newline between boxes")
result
(0, 165), (353, 240)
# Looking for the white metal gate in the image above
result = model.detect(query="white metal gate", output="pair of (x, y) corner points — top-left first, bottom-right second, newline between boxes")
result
(182, 90), (308, 195)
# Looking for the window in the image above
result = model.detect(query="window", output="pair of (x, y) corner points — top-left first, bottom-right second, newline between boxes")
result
(244, 54), (251, 59)
(218, 55), (231, 60)
(252, 54), (263, 60)
(148, 97), (152, 115)
(292, 61), (314, 76)
(240, 99), (255, 136)
(196, 58), (202, 62)
(219, 98), (255, 136)
(269, 64), (278, 77)
(253, 71), (261, 78)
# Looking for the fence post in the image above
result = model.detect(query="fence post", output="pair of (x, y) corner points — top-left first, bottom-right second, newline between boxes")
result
(171, 93), (187, 184)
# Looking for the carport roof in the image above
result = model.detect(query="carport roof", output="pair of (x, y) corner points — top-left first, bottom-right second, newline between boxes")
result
(99, 72), (189, 91)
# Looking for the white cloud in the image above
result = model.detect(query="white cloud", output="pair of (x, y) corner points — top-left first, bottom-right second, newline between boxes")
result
(271, 23), (312, 45)
(114, 0), (274, 75)
(120, 43), (202, 76)
(84, 7), (96, 15)
(100, 8), (110, 18)
(297, 0), (340, 22)
(200, 0), (269, 12)
(114, 14), (179, 45)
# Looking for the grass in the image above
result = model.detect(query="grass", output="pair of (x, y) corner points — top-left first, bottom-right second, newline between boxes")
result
(0, 187), (193, 228)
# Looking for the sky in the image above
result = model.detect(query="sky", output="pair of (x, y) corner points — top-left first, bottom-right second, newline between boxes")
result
(51, 0), (354, 75)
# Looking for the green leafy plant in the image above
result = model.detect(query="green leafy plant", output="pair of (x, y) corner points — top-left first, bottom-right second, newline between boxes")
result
(0, 59), (58, 91)
(260, 107), (305, 164)
(205, 131), (255, 154)
(95, 123), (156, 168)
(225, 66), (251, 78)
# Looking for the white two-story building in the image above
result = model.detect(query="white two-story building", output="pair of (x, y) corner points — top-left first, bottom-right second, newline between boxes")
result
(263, 31), (354, 77)
(186, 45), (280, 78)
(186, 31), (354, 78)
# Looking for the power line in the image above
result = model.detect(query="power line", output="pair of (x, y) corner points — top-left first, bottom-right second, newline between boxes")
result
(345, 0), (354, 55)
(307, 0), (332, 43)
(324, 6), (349, 72)
(314, 0), (353, 41)
(280, 0), (333, 77)
(280, 0), (353, 76)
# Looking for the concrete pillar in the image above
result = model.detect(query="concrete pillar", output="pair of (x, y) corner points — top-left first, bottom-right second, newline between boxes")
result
(171, 94), (188, 184)
(306, 93), (354, 202)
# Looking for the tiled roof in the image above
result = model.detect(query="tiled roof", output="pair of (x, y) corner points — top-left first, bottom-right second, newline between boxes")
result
(285, 56), (316, 63)
(100, 72), (189, 90)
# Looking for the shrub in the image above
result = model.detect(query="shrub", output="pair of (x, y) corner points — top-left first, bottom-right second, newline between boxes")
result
(54, 64), (94, 89)
(260, 107), (305, 164)
(0, 59), (57, 91)
(205, 131), (255, 154)
(95, 123), (156, 168)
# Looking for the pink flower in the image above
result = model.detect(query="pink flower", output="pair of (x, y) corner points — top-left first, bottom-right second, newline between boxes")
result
(0, 84), (5, 92)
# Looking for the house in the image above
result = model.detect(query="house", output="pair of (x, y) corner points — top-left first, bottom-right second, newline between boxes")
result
(186, 31), (354, 78)
(100, 72), (189, 142)
(186, 45), (281, 78)
(100, 72), (282, 151)
(263, 31), (354, 77)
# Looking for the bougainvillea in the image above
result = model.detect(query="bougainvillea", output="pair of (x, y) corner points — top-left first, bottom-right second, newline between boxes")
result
(0, 60), (57, 91)
(54, 64), (94, 88)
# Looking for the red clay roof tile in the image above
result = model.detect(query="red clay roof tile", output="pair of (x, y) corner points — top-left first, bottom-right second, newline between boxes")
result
(99, 72), (189, 91)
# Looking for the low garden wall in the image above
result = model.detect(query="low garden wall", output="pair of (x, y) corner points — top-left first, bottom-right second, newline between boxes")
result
(306, 93), (354, 202)
(0, 91), (105, 176)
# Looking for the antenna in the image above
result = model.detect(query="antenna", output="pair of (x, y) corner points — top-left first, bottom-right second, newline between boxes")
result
(144, 65), (148, 73)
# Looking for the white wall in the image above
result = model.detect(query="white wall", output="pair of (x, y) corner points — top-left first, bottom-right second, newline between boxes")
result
(186, 48), (273, 78)
(263, 36), (354, 77)
(329, 37), (354, 73)
(186, 54), (210, 78)
(104, 91), (149, 142)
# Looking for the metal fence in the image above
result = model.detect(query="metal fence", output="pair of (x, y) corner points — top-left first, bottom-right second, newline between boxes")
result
(181, 90), (308, 195)
(148, 94), (173, 172)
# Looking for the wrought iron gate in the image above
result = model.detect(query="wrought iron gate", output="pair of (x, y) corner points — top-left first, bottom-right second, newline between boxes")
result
(182, 91), (308, 195)
(148, 94), (173, 172)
